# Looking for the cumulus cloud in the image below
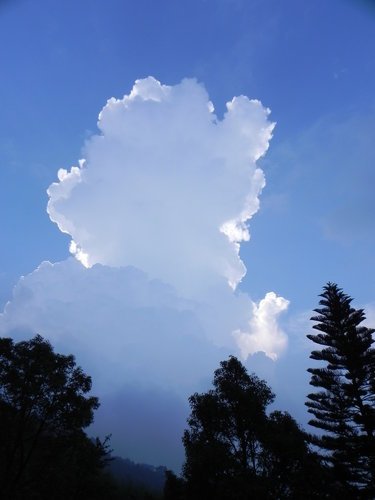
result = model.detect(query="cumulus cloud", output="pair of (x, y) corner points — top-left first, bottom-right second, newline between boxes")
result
(234, 292), (289, 360)
(47, 77), (273, 296)
(0, 78), (289, 467)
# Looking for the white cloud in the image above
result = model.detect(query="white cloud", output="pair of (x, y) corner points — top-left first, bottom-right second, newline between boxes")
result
(234, 292), (289, 360)
(0, 78), (289, 467)
(46, 77), (273, 297)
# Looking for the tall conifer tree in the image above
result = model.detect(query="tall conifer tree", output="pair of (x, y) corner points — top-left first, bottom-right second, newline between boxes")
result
(306, 283), (375, 497)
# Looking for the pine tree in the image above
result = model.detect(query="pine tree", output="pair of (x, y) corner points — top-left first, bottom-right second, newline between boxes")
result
(306, 283), (375, 497)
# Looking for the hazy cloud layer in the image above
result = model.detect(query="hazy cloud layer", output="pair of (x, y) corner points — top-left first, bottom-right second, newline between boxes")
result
(0, 258), (237, 392)
(0, 78), (289, 467)
(0, 258), (288, 468)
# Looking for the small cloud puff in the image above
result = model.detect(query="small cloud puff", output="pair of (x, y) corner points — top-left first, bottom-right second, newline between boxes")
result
(234, 292), (289, 360)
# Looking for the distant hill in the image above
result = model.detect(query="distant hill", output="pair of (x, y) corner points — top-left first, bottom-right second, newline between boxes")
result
(107, 456), (167, 494)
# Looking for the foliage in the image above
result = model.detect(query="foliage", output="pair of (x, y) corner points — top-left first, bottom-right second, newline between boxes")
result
(108, 456), (166, 497)
(163, 469), (185, 500)
(182, 356), (324, 499)
(0, 334), (109, 499)
(306, 283), (375, 497)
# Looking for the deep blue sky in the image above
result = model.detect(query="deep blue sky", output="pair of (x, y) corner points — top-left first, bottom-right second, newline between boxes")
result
(1, 0), (374, 328)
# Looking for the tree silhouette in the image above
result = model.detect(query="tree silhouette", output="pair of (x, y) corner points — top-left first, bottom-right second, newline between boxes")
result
(183, 356), (323, 499)
(0, 334), (110, 499)
(164, 469), (185, 500)
(306, 283), (375, 497)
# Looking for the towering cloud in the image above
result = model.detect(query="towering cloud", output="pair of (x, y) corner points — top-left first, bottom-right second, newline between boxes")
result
(0, 78), (288, 467)
(47, 77), (272, 296)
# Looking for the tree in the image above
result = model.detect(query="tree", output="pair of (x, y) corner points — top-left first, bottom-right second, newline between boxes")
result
(183, 356), (322, 499)
(306, 283), (375, 497)
(0, 334), (109, 499)
(260, 410), (330, 499)
(164, 469), (186, 500)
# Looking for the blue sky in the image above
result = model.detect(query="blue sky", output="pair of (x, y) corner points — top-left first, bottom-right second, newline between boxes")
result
(0, 0), (374, 468)
(1, 0), (374, 307)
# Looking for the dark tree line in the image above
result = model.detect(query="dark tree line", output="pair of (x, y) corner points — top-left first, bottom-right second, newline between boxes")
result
(0, 282), (374, 499)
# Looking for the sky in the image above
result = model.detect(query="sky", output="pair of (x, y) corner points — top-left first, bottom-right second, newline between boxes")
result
(0, 0), (374, 470)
